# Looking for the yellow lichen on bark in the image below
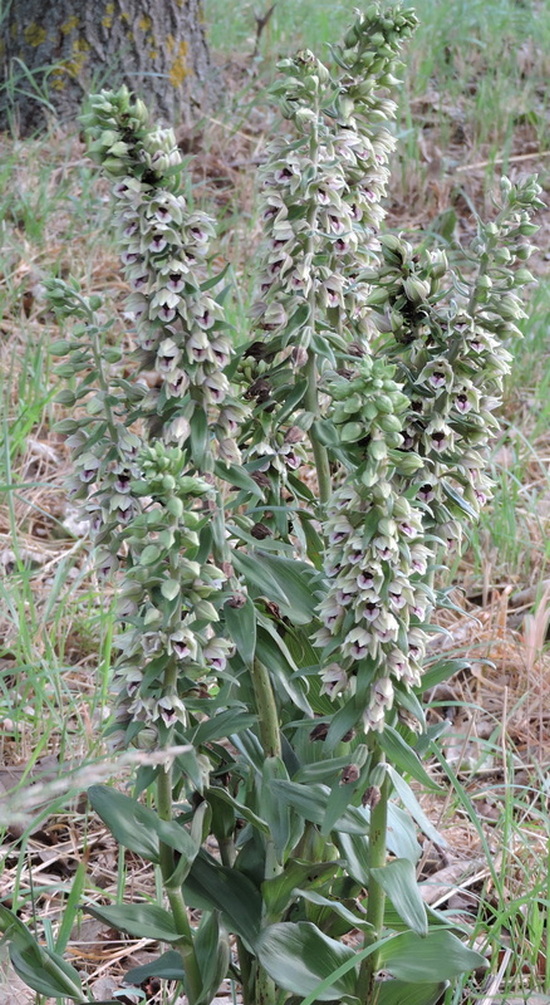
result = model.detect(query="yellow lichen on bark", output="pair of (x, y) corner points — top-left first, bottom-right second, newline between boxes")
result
(61, 16), (80, 35)
(138, 15), (152, 32)
(52, 36), (91, 83)
(103, 3), (115, 29)
(169, 40), (189, 86)
(166, 34), (176, 53)
(24, 23), (47, 46)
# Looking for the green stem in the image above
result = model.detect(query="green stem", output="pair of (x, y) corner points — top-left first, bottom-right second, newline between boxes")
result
(304, 351), (332, 505)
(155, 662), (203, 1005)
(237, 937), (254, 1005)
(255, 965), (278, 1005)
(358, 745), (390, 1002)
(251, 658), (281, 759)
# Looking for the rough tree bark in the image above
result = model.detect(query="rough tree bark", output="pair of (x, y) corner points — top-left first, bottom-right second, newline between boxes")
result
(0, 0), (213, 135)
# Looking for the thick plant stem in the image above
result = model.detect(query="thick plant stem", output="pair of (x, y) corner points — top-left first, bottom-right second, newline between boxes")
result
(155, 663), (203, 1005)
(358, 745), (390, 1002)
(250, 658), (282, 759)
(248, 658), (281, 1005)
(256, 965), (278, 1005)
(304, 351), (332, 505)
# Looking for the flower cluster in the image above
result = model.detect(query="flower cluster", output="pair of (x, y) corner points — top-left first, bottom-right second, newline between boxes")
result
(370, 175), (542, 552)
(109, 441), (234, 747)
(233, 4), (418, 531)
(250, 5), (418, 363)
(315, 356), (432, 731)
(82, 87), (246, 467)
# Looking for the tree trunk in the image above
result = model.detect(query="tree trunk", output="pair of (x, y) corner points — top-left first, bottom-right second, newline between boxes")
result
(0, 0), (213, 135)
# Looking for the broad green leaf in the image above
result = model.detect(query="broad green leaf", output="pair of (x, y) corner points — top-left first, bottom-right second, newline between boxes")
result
(376, 979), (449, 1005)
(336, 803), (420, 885)
(270, 780), (368, 834)
(370, 859), (428, 937)
(295, 754), (358, 785)
(420, 658), (470, 692)
(256, 922), (358, 1001)
(232, 549), (290, 607)
(207, 787), (236, 841)
(154, 818), (201, 884)
(252, 552), (321, 625)
(214, 460), (264, 497)
(322, 773), (364, 837)
(325, 697), (363, 752)
(378, 728), (445, 794)
(190, 404), (208, 468)
(0, 904), (37, 950)
(124, 950), (185, 984)
(276, 377), (307, 425)
(228, 521), (295, 554)
(334, 831), (370, 885)
(261, 756), (291, 862)
(205, 785), (269, 834)
(386, 803), (422, 863)
(85, 903), (179, 942)
(195, 912), (230, 1005)
(262, 861), (338, 919)
(293, 888), (372, 933)
(386, 767), (446, 847)
(255, 623), (312, 715)
(380, 930), (488, 981)
(9, 943), (83, 999)
(175, 745), (208, 794)
(441, 480), (479, 519)
(183, 852), (262, 948)
(281, 302), (311, 343)
(224, 596), (256, 665)
(88, 785), (160, 862)
(192, 708), (256, 745)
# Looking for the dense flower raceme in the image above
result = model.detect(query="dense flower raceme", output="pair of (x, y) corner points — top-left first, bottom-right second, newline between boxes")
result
(82, 87), (247, 468)
(109, 442), (234, 746)
(250, 5), (418, 364)
(237, 5), (418, 531)
(368, 175), (543, 552)
(315, 356), (432, 732)
(314, 176), (542, 734)
(59, 89), (253, 743)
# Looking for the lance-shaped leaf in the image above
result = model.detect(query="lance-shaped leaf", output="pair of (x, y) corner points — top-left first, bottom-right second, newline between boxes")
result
(0, 905), (83, 999)
(194, 911), (230, 1005)
(88, 785), (160, 862)
(293, 887), (372, 934)
(379, 929), (488, 982)
(224, 596), (257, 665)
(378, 727), (445, 794)
(253, 552), (321, 625)
(124, 950), (185, 984)
(376, 979), (449, 1005)
(262, 860), (339, 919)
(9, 944), (83, 1000)
(270, 779), (368, 834)
(232, 549), (290, 607)
(256, 921), (358, 1001)
(183, 851), (262, 948)
(85, 902), (179, 942)
(370, 858), (428, 936)
(386, 767), (446, 847)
